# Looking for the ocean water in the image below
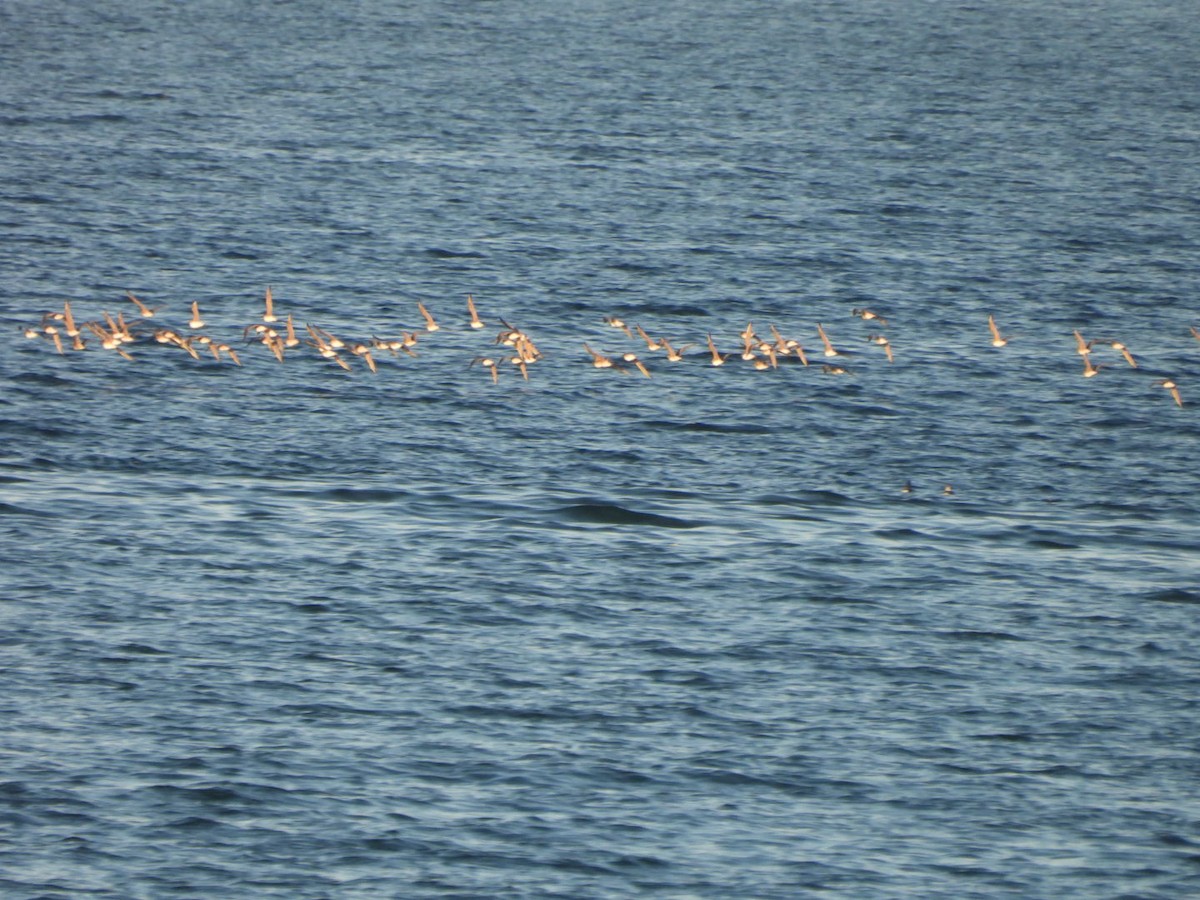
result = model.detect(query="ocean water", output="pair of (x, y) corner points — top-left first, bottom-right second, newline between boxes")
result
(3, 1), (1200, 897)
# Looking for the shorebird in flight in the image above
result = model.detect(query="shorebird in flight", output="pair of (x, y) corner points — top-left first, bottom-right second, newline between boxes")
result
(1073, 330), (1090, 357)
(348, 342), (378, 373)
(583, 343), (615, 369)
(154, 327), (183, 347)
(767, 327), (808, 366)
(101, 310), (124, 342)
(283, 314), (301, 348)
(467, 294), (485, 330)
(40, 326), (65, 354)
(59, 302), (81, 338)
(816, 323), (842, 357)
(660, 337), (692, 362)
(417, 301), (439, 332)
(214, 342), (241, 365)
(471, 356), (500, 383)
(263, 286), (278, 323)
(514, 334), (540, 364)
(87, 320), (124, 352)
(265, 333), (287, 362)
(622, 352), (651, 378)
(987, 315), (1009, 348)
(306, 325), (340, 364)
(867, 334), (893, 363)
(635, 324), (663, 352)
(706, 333), (727, 366)
(603, 316), (633, 338)
(1106, 340), (1138, 368)
(32, 305), (77, 346)
(115, 312), (136, 344)
(740, 333), (758, 361)
(756, 341), (780, 368)
(495, 320), (522, 347)
(852, 308), (888, 326)
(312, 325), (344, 350)
(1155, 378), (1183, 408)
(127, 292), (159, 318)
(371, 336), (406, 358)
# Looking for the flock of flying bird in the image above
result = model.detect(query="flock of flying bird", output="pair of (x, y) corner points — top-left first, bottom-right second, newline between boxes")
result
(18, 288), (1195, 409)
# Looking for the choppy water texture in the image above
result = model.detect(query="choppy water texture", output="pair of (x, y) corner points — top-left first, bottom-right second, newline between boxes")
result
(3, 1), (1200, 897)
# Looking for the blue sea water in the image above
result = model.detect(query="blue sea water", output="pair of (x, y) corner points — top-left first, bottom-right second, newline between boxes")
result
(3, 0), (1200, 897)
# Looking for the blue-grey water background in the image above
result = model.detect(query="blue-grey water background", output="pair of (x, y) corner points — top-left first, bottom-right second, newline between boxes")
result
(3, 1), (1200, 897)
